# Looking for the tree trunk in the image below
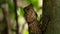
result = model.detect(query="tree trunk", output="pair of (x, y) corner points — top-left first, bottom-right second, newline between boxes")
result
(44, 0), (60, 34)
(3, 3), (12, 34)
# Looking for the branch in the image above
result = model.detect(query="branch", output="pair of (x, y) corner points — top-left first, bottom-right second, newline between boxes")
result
(13, 0), (19, 34)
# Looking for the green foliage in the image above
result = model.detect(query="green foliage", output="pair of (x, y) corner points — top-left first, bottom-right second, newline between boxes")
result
(23, 29), (29, 34)
(17, 7), (25, 17)
(8, 0), (15, 19)
(19, 8), (24, 17)
(8, 0), (15, 12)
(30, 0), (38, 11)
(25, 0), (38, 11)
(10, 13), (15, 19)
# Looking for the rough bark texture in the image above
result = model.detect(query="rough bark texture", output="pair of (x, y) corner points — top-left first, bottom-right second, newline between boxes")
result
(24, 4), (42, 34)
(44, 0), (60, 34)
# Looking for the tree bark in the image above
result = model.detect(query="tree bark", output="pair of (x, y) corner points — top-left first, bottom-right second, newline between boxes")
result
(43, 0), (60, 34)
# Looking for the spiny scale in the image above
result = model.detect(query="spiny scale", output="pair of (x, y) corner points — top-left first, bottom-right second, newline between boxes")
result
(24, 4), (42, 34)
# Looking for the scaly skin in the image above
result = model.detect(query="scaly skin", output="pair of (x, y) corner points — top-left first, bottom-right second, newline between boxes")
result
(24, 4), (42, 34)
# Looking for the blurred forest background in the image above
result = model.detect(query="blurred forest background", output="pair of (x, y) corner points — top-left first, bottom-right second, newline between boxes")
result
(0, 0), (60, 34)
(0, 0), (42, 34)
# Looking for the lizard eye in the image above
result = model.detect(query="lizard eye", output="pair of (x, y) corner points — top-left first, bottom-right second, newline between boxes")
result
(26, 8), (29, 10)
